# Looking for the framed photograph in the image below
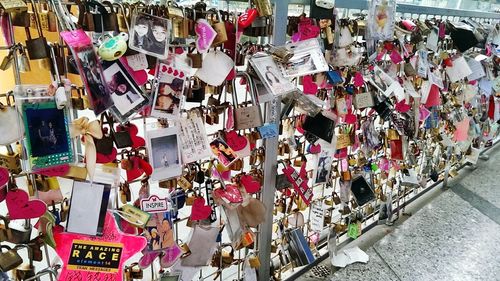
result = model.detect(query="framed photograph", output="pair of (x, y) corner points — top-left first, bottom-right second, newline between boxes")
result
(144, 212), (175, 251)
(249, 55), (296, 98)
(147, 127), (182, 181)
(160, 272), (181, 281)
(313, 151), (333, 184)
(74, 45), (113, 115)
(210, 138), (239, 167)
(129, 12), (170, 59)
(103, 61), (149, 123)
(151, 61), (188, 119)
(21, 100), (74, 170)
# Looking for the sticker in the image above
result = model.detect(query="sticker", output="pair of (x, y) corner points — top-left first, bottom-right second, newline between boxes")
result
(141, 195), (169, 213)
(257, 123), (279, 139)
(68, 240), (123, 273)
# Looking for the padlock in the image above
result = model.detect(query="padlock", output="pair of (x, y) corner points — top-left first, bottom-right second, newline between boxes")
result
(8, 219), (32, 245)
(207, 9), (227, 46)
(47, 5), (57, 32)
(187, 46), (203, 68)
(0, 48), (14, 71)
(158, 178), (177, 189)
(124, 262), (143, 281)
(252, 0), (272, 17)
(71, 87), (86, 110)
(179, 242), (191, 258)
(0, 145), (22, 174)
(232, 72), (263, 130)
(17, 45), (31, 73)
(268, 44), (294, 63)
(0, 0), (27, 12)
(34, 175), (50, 192)
(249, 254), (261, 268)
(13, 244), (36, 280)
(114, 3), (129, 33)
(185, 77), (205, 103)
(168, 3), (186, 38)
(0, 216), (13, 242)
(12, 11), (30, 27)
(0, 245), (23, 272)
(24, 0), (49, 60)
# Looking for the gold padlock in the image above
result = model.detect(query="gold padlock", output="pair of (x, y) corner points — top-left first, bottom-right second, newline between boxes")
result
(249, 255), (261, 268)
(0, 245), (23, 272)
(0, 145), (22, 174)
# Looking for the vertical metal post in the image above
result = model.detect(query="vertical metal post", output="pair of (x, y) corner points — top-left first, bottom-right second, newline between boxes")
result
(257, 3), (288, 280)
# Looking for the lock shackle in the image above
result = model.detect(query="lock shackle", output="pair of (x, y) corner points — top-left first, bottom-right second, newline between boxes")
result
(231, 71), (258, 108)
(24, 264), (61, 281)
(28, 0), (44, 37)
(14, 244), (34, 266)
(113, 2), (130, 31)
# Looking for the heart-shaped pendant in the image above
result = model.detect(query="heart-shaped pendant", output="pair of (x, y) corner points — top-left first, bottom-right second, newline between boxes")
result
(195, 19), (217, 53)
(190, 197), (212, 221)
(225, 131), (248, 152)
(213, 184), (243, 203)
(240, 175), (261, 194)
(6, 189), (47, 220)
(238, 8), (259, 29)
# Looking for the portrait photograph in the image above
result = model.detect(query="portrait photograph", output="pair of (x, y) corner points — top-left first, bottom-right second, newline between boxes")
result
(151, 78), (184, 119)
(75, 45), (113, 115)
(103, 62), (148, 123)
(147, 127), (182, 181)
(313, 151), (333, 184)
(129, 12), (170, 59)
(144, 212), (175, 251)
(22, 101), (73, 169)
(210, 138), (239, 167)
(249, 55), (296, 98)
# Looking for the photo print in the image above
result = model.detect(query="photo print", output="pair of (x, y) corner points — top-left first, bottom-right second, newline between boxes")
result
(210, 138), (239, 167)
(129, 12), (171, 59)
(75, 45), (113, 115)
(313, 151), (333, 184)
(22, 101), (74, 169)
(249, 55), (296, 98)
(151, 61), (189, 119)
(278, 39), (329, 77)
(144, 212), (175, 251)
(103, 61), (149, 123)
(147, 127), (182, 181)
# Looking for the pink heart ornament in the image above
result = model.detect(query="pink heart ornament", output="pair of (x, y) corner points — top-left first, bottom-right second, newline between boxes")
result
(302, 75), (318, 95)
(353, 72), (364, 87)
(213, 184), (243, 203)
(195, 19), (217, 53)
(6, 189), (47, 219)
(225, 131), (248, 151)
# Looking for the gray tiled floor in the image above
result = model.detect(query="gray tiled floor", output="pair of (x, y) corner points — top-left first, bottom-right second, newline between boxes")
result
(298, 144), (500, 281)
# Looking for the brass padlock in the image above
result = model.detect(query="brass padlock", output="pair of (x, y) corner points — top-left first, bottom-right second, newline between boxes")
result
(35, 175), (50, 192)
(208, 9), (227, 46)
(252, 0), (272, 17)
(124, 262), (143, 281)
(25, 1), (49, 60)
(71, 87), (85, 110)
(0, 0), (27, 12)
(0, 145), (22, 174)
(0, 216), (13, 242)
(17, 45), (31, 73)
(0, 49), (14, 71)
(8, 219), (32, 244)
(0, 245), (23, 272)
(158, 178), (177, 189)
(59, 198), (70, 222)
(249, 254), (261, 268)
(13, 245), (36, 280)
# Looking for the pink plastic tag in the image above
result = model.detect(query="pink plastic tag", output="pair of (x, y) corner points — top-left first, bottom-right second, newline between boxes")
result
(60, 29), (91, 48)
(195, 19), (217, 53)
(353, 72), (364, 87)
(390, 50), (403, 64)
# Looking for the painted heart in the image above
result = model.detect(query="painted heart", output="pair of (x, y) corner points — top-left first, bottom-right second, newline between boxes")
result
(225, 131), (248, 152)
(212, 167), (231, 181)
(6, 189), (47, 220)
(167, 67), (173, 74)
(138, 158), (153, 176)
(126, 157), (144, 182)
(96, 147), (118, 164)
(173, 70), (178, 76)
(190, 197), (212, 221)
(302, 75), (318, 95)
(240, 175), (261, 194)
(213, 184), (243, 203)
(119, 57), (148, 86)
(161, 65), (168, 72)
(195, 19), (217, 53)
(237, 8), (259, 29)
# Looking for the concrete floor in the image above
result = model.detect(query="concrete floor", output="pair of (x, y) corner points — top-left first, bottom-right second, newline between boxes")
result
(297, 143), (500, 281)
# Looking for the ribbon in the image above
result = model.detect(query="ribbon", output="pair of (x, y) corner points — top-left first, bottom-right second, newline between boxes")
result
(70, 117), (103, 180)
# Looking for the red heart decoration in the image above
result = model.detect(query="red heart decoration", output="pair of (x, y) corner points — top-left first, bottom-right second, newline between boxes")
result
(34, 165), (70, 177)
(302, 75), (318, 95)
(161, 65), (168, 72)
(190, 197), (212, 221)
(308, 143), (321, 154)
(395, 100), (412, 113)
(213, 184), (243, 203)
(237, 8), (259, 29)
(138, 158), (153, 176)
(116, 124), (145, 149)
(119, 57), (148, 86)
(6, 189), (47, 219)
(240, 174), (261, 193)
(96, 147), (118, 164)
(353, 72), (364, 87)
(225, 131), (248, 152)
(126, 157), (144, 182)
(345, 113), (357, 124)
(0, 167), (9, 187)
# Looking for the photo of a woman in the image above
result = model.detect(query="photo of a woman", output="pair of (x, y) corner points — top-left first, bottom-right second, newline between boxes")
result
(129, 13), (170, 59)
(153, 78), (183, 116)
(210, 138), (239, 167)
